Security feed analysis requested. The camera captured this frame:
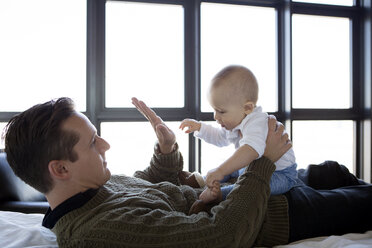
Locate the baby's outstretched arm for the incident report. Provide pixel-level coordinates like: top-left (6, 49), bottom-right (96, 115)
top-left (179, 119), bottom-right (201, 133)
top-left (205, 144), bottom-right (259, 188)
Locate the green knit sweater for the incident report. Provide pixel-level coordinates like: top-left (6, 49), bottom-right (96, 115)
top-left (53, 146), bottom-right (289, 248)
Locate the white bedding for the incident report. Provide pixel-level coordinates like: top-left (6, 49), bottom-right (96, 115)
top-left (0, 210), bottom-right (371, 248)
top-left (0, 211), bottom-right (57, 248)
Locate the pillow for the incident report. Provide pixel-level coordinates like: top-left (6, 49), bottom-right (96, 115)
top-left (0, 153), bottom-right (46, 202)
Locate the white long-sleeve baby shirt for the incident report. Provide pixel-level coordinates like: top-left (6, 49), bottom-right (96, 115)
top-left (194, 106), bottom-right (295, 171)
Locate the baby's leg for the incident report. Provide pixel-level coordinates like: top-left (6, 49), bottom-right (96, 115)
top-left (270, 164), bottom-right (298, 195)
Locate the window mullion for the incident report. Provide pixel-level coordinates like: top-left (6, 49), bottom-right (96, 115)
top-left (277, 0), bottom-right (292, 123)
top-left (87, 0), bottom-right (106, 133)
top-left (185, 0), bottom-right (201, 172)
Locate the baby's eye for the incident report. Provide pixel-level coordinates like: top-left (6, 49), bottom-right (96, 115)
top-left (214, 109), bottom-right (225, 115)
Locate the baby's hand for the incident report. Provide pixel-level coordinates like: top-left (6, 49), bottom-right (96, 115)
top-left (179, 119), bottom-right (201, 133)
top-left (205, 168), bottom-right (224, 188)
top-left (209, 181), bottom-right (221, 198)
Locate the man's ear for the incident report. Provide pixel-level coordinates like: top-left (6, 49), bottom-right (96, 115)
top-left (48, 160), bottom-right (70, 180)
top-left (244, 101), bottom-right (255, 114)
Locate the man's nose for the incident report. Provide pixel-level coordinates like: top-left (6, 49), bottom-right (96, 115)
top-left (98, 137), bottom-right (110, 152)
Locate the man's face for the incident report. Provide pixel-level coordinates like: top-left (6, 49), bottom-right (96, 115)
top-left (62, 113), bottom-right (111, 189)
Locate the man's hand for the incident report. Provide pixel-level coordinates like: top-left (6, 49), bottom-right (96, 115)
top-left (179, 119), bottom-right (201, 133)
top-left (132, 97), bottom-right (176, 154)
top-left (264, 115), bottom-right (292, 162)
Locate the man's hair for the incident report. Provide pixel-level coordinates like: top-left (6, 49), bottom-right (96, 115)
top-left (2, 97), bottom-right (79, 193)
top-left (211, 65), bottom-right (259, 104)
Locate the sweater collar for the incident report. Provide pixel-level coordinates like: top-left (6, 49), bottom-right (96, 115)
top-left (42, 188), bottom-right (98, 229)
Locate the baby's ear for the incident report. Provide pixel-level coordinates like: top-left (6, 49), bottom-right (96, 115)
top-left (244, 101), bottom-right (255, 114)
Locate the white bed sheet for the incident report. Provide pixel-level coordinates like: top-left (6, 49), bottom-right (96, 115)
top-left (0, 210), bottom-right (371, 248)
top-left (276, 231), bottom-right (372, 248)
top-left (0, 211), bottom-right (57, 248)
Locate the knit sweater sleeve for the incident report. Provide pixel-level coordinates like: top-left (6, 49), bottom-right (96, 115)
top-left (133, 142), bottom-right (183, 185)
top-left (56, 157), bottom-right (276, 248)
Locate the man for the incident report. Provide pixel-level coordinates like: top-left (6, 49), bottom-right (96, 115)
top-left (3, 97), bottom-right (372, 247)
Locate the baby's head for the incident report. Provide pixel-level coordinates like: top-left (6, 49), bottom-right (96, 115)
top-left (207, 65), bottom-right (258, 130)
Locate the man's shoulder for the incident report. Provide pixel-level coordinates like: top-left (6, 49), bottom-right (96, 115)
top-left (107, 174), bottom-right (154, 189)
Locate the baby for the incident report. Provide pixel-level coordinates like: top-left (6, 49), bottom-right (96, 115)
top-left (180, 65), bottom-right (297, 204)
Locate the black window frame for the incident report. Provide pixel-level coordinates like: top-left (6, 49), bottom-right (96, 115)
top-left (1, 0), bottom-right (371, 181)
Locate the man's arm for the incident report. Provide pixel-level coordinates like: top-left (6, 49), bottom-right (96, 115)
top-left (132, 98), bottom-right (183, 184)
top-left (132, 97), bottom-right (176, 154)
top-left (133, 142), bottom-right (184, 185)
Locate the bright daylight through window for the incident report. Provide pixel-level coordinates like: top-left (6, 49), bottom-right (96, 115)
top-left (0, 0), bottom-right (86, 112)
top-left (0, 0), bottom-right (363, 177)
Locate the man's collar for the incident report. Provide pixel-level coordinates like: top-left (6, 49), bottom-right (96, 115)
top-left (42, 188), bottom-right (98, 229)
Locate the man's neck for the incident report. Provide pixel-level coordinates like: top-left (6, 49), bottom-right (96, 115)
top-left (46, 185), bottom-right (86, 210)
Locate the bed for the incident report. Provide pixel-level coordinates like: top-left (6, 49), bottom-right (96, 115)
top-left (0, 210), bottom-right (57, 248)
top-left (0, 210), bottom-right (371, 248)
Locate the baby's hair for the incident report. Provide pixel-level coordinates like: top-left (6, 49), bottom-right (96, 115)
top-left (211, 65), bottom-right (258, 104)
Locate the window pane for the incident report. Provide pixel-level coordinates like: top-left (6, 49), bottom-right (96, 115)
top-left (0, 122), bottom-right (6, 150)
top-left (292, 120), bottom-right (354, 173)
top-left (200, 122), bottom-right (236, 175)
top-left (0, 0), bottom-right (86, 112)
top-left (105, 2), bottom-right (184, 108)
top-left (293, 0), bottom-right (353, 6)
top-left (292, 15), bottom-right (350, 109)
top-left (101, 122), bottom-right (189, 176)
top-left (201, 3), bottom-right (277, 113)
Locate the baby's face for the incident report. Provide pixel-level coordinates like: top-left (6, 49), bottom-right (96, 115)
top-left (208, 86), bottom-right (247, 130)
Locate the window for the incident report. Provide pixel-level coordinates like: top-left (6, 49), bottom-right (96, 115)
top-left (292, 14), bottom-right (350, 109)
top-left (293, 0), bottom-right (354, 6)
top-left (199, 121), bottom-right (236, 175)
top-left (0, 0), bottom-right (86, 112)
top-left (0, 0), bottom-right (370, 181)
top-left (105, 1), bottom-right (184, 108)
top-left (292, 121), bottom-right (354, 172)
top-left (201, 3), bottom-right (277, 113)
top-left (101, 121), bottom-right (189, 175)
